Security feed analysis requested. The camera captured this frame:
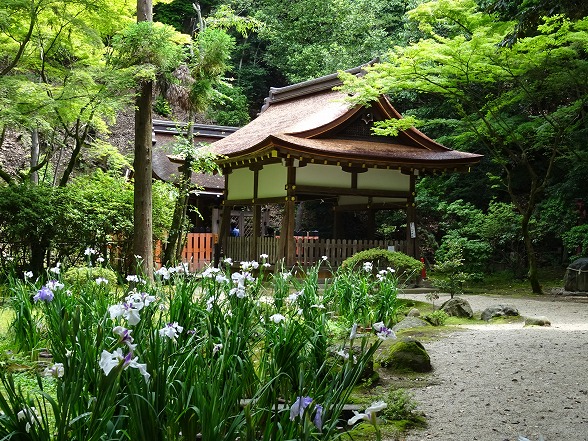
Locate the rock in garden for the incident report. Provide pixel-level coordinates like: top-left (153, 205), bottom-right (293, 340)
top-left (481, 304), bottom-right (519, 321)
top-left (524, 316), bottom-right (551, 327)
top-left (564, 258), bottom-right (588, 292)
top-left (378, 338), bottom-right (432, 372)
top-left (407, 308), bottom-right (421, 317)
top-left (392, 316), bottom-right (430, 332)
top-left (440, 297), bottom-right (473, 318)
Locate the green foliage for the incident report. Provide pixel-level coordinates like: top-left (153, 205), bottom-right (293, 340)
top-left (340, 248), bottom-right (423, 282)
top-left (8, 279), bottom-right (41, 352)
top-left (562, 225), bottom-right (588, 261)
top-left (0, 261), bottom-right (382, 440)
top-left (85, 140), bottom-right (132, 174)
top-left (327, 260), bottom-right (400, 326)
top-left (0, 172), bottom-right (175, 275)
top-left (0, 0), bottom-right (136, 184)
top-left (340, 0), bottom-right (588, 291)
top-left (423, 197), bottom-right (524, 275)
top-left (382, 389), bottom-right (420, 424)
top-left (112, 21), bottom-right (186, 82)
top-left (206, 81), bottom-right (251, 126)
top-left (371, 116), bottom-right (420, 137)
top-left (153, 95), bottom-right (173, 116)
top-left (188, 27), bottom-right (236, 112)
top-left (62, 266), bottom-right (118, 286)
top-left (432, 240), bottom-right (476, 298)
top-left (423, 309), bottom-right (448, 326)
top-left (0, 183), bottom-right (64, 274)
top-left (253, 0), bottom-right (410, 83)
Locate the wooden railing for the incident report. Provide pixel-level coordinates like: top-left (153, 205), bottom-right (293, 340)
top-left (181, 233), bottom-right (218, 271)
top-left (183, 235), bottom-right (405, 269)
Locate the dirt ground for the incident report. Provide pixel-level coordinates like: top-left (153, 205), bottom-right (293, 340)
top-left (395, 292), bottom-right (588, 441)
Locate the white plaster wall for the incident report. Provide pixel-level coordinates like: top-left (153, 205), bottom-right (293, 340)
top-left (258, 163), bottom-right (287, 198)
top-left (227, 167), bottom-right (254, 200)
top-left (357, 168), bottom-right (410, 191)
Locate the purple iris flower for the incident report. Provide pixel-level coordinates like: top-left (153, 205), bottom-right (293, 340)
top-left (313, 404), bottom-right (323, 430)
top-left (33, 286), bottom-right (54, 303)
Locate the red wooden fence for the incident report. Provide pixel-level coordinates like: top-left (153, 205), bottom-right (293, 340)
top-left (167, 234), bottom-right (406, 270)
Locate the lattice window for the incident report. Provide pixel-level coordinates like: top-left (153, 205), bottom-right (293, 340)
top-left (243, 215), bottom-right (254, 237)
top-left (230, 211), bottom-right (255, 237)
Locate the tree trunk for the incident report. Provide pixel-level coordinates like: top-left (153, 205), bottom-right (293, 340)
top-left (30, 129), bottom-right (39, 184)
top-left (133, 80), bottom-right (154, 278)
top-left (162, 161), bottom-right (191, 266)
top-left (30, 242), bottom-right (46, 278)
top-left (521, 213), bottom-right (542, 294)
top-left (133, 0), bottom-right (154, 278)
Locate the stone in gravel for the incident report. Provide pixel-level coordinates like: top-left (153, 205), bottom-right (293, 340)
top-left (440, 297), bottom-right (473, 318)
top-left (524, 316), bottom-right (551, 327)
top-left (392, 316), bottom-right (431, 332)
top-left (378, 337), bottom-right (432, 372)
top-left (481, 304), bottom-right (519, 321)
top-left (407, 308), bottom-right (421, 317)
top-left (564, 257), bottom-right (588, 292)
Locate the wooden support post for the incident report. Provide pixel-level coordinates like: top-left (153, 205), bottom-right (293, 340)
top-left (215, 202), bottom-right (231, 266)
top-left (252, 204), bottom-right (261, 260)
top-left (284, 198), bottom-right (296, 267)
top-left (405, 174), bottom-right (418, 259)
top-left (278, 163), bottom-right (297, 267)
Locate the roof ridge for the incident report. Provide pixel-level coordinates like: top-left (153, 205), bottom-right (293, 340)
top-left (260, 59), bottom-right (378, 112)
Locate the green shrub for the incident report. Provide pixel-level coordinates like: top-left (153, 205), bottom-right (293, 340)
top-left (383, 389), bottom-right (419, 422)
top-left (562, 224), bottom-right (588, 261)
top-left (153, 96), bottom-right (172, 116)
top-left (423, 309), bottom-right (448, 326)
top-left (340, 249), bottom-right (423, 283)
top-left (62, 266), bottom-right (118, 286)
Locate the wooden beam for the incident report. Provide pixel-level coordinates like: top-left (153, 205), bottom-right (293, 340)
top-left (334, 202), bottom-right (406, 211)
top-left (293, 185), bottom-right (410, 198)
top-left (223, 196), bottom-right (296, 206)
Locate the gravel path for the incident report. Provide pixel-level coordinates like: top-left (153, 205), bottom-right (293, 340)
top-left (396, 293), bottom-right (588, 441)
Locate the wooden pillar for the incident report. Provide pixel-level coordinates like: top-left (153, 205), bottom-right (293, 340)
top-left (278, 162), bottom-right (297, 267)
top-left (405, 173), bottom-right (418, 259)
top-left (215, 171), bottom-right (231, 266)
top-left (284, 198), bottom-right (296, 266)
top-left (211, 208), bottom-right (220, 235)
top-left (252, 204), bottom-right (261, 261)
top-left (215, 202), bottom-right (232, 266)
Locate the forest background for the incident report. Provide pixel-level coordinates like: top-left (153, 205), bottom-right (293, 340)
top-left (1, 0), bottom-right (587, 293)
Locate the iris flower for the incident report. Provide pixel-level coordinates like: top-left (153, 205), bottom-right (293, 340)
top-left (289, 396), bottom-right (313, 420)
top-left (113, 326), bottom-right (137, 350)
top-left (348, 400), bottom-right (387, 425)
top-left (269, 313), bottom-right (286, 323)
top-left (290, 397), bottom-right (323, 430)
top-left (33, 286), bottom-right (54, 302)
top-left (99, 348), bottom-right (150, 381)
top-left (373, 322), bottom-right (396, 340)
top-left (43, 362), bottom-right (64, 378)
top-left (17, 407), bottom-right (38, 433)
top-left (159, 322), bottom-right (184, 341)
